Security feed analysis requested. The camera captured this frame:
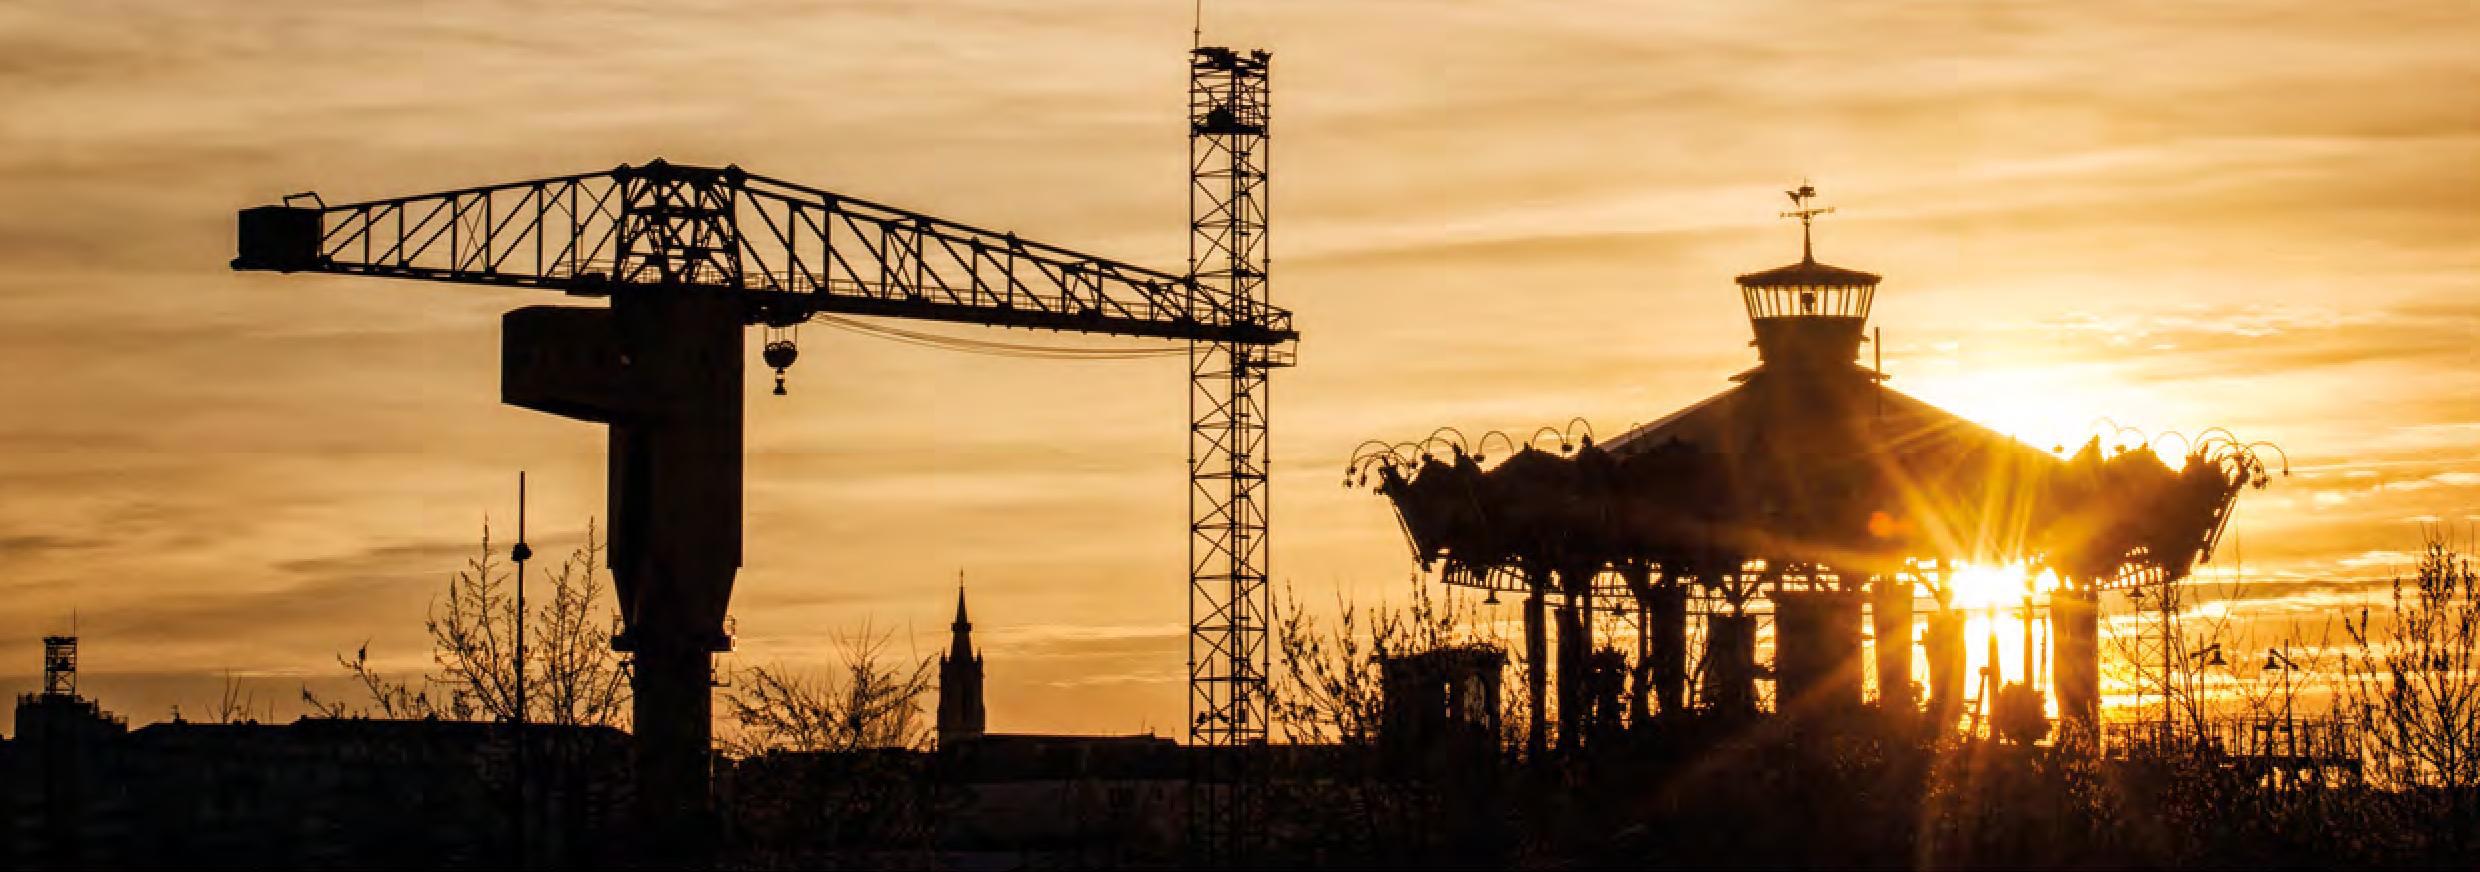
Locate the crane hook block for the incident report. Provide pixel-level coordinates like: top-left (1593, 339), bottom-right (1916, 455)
top-left (763, 339), bottom-right (799, 396)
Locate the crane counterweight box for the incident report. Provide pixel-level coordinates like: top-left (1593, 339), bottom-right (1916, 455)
top-left (503, 305), bottom-right (627, 423)
top-left (232, 205), bottom-right (323, 272)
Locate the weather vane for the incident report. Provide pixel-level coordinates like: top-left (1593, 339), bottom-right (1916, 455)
top-left (1780, 181), bottom-right (1833, 262)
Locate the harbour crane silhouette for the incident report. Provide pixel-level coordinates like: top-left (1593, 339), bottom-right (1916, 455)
top-left (233, 127), bottom-right (1291, 851)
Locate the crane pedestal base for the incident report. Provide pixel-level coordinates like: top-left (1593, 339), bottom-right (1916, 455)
top-left (623, 636), bottom-right (720, 856)
top-left (504, 290), bottom-right (744, 855)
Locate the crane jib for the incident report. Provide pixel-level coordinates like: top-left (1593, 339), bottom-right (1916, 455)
top-left (229, 162), bottom-right (1296, 349)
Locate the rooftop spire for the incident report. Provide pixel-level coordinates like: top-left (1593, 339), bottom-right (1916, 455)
top-left (1781, 181), bottom-right (1834, 263)
top-left (952, 570), bottom-right (970, 632)
top-left (946, 570), bottom-right (979, 671)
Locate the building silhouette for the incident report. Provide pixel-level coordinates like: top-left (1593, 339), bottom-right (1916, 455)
top-left (919, 581), bottom-right (1189, 861)
top-left (2, 637), bottom-right (631, 868)
top-left (3, 592), bottom-right (1444, 866)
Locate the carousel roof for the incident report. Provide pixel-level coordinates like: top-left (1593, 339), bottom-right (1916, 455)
top-left (1587, 361), bottom-right (2075, 570)
top-left (1360, 359), bottom-right (2266, 589)
top-left (1351, 193), bottom-right (2277, 590)
top-left (1733, 257), bottom-right (1881, 288)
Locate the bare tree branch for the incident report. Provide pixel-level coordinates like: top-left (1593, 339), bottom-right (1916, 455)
top-left (719, 622), bottom-right (936, 757)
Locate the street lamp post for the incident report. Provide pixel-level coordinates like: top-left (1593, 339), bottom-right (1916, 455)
top-left (2265, 643), bottom-right (2303, 763)
top-left (2180, 642), bottom-right (2225, 752)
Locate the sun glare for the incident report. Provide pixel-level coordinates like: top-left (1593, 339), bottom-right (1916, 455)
top-left (1944, 562), bottom-right (2049, 610)
top-left (1904, 363), bottom-right (2173, 458)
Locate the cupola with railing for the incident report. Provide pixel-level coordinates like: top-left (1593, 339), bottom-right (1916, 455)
top-left (1736, 184), bottom-right (1880, 371)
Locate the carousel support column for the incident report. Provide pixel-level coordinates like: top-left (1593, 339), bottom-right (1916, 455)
top-left (1621, 564), bottom-right (1656, 726)
top-left (2052, 580), bottom-right (2102, 748)
top-left (1553, 564), bottom-right (1595, 751)
top-left (1873, 571), bottom-right (1916, 713)
top-left (1774, 584), bottom-right (1864, 718)
top-left (1702, 571), bottom-right (1759, 716)
top-left (1523, 565), bottom-right (1550, 758)
top-left (1923, 579), bottom-right (1967, 734)
top-left (1651, 572), bottom-right (1687, 718)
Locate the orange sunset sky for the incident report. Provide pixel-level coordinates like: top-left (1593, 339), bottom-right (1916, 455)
top-left (3, 1), bottom-right (2476, 735)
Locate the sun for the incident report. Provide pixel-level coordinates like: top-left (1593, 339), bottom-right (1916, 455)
top-left (1902, 359), bottom-right (2169, 457)
top-left (1946, 562), bottom-right (2034, 610)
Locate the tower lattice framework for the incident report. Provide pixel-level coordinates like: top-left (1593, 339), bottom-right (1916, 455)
top-left (1187, 45), bottom-right (1279, 859)
top-left (41, 635), bottom-right (76, 697)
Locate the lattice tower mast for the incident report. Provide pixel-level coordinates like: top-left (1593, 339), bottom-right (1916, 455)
top-left (1187, 44), bottom-right (1280, 859)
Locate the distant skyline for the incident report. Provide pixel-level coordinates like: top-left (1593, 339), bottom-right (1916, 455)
top-left (4, 0), bottom-right (2476, 734)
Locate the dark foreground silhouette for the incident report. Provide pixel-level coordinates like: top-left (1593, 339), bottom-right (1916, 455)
top-left (6, 702), bottom-right (2475, 869)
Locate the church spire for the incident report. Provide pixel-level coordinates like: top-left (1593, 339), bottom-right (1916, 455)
top-left (946, 572), bottom-right (977, 667)
top-left (938, 571), bottom-right (986, 747)
top-left (952, 574), bottom-right (971, 632)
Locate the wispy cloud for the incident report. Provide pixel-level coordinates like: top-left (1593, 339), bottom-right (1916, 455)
top-left (1, 0), bottom-right (2474, 734)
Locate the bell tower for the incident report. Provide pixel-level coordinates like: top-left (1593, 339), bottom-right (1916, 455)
top-left (1735, 184), bottom-right (1881, 372)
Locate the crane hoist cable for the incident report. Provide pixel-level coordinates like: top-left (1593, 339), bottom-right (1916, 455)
top-left (809, 313), bottom-right (1188, 360)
